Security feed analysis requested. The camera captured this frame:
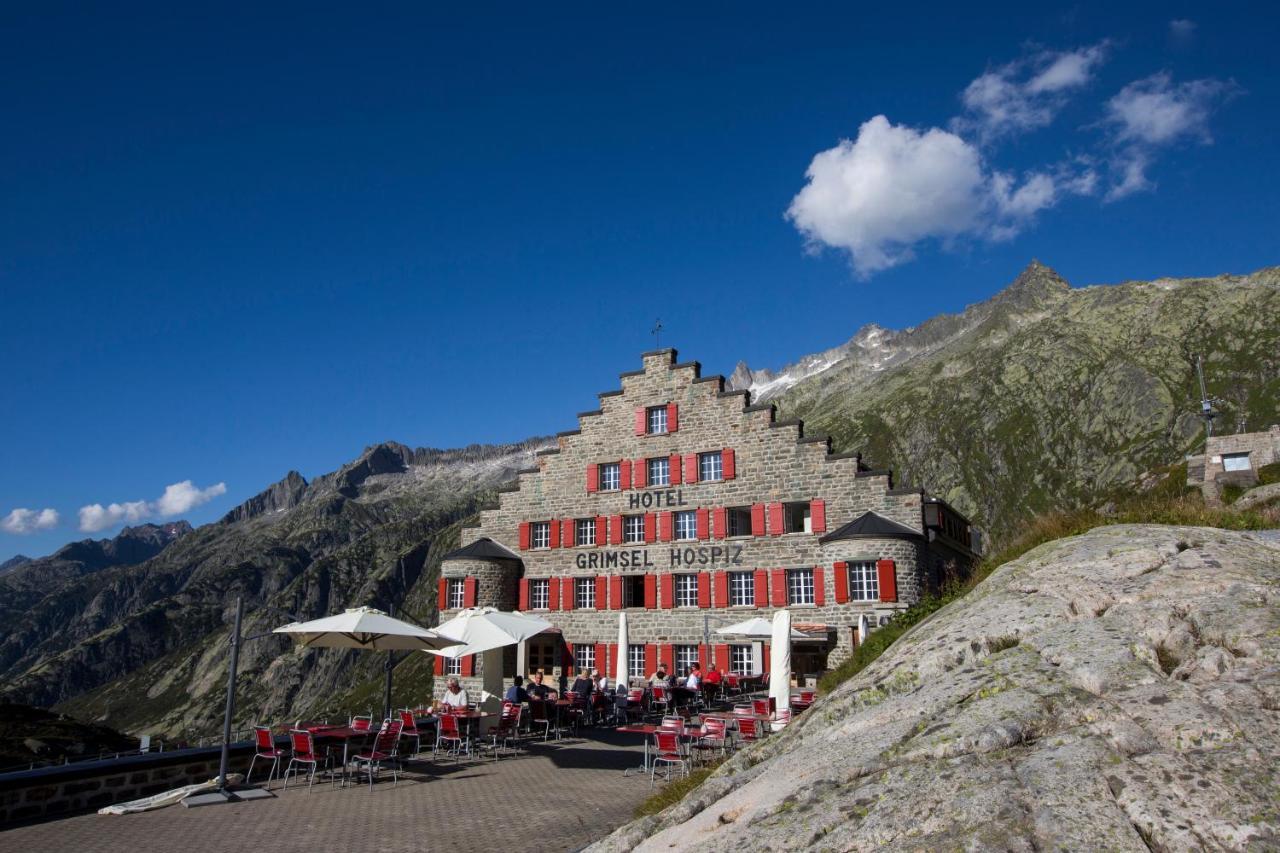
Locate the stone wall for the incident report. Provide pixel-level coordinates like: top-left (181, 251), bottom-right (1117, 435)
top-left (1202, 425), bottom-right (1280, 484)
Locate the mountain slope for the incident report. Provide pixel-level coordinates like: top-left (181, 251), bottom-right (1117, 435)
top-left (592, 525), bottom-right (1280, 851)
top-left (734, 262), bottom-right (1280, 540)
top-left (0, 438), bottom-right (547, 737)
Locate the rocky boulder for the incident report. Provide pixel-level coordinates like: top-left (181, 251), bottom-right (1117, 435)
top-left (592, 525), bottom-right (1280, 851)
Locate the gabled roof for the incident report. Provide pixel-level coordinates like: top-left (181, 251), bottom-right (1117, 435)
top-left (819, 510), bottom-right (923, 544)
top-left (443, 537), bottom-right (522, 562)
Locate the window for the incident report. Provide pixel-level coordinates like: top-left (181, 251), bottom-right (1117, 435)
top-left (599, 462), bottom-right (621, 491)
top-left (726, 506), bottom-right (752, 537)
top-left (787, 568), bottom-right (815, 605)
top-left (728, 571), bottom-right (754, 606)
top-left (729, 644), bottom-right (752, 674)
top-left (575, 518), bottom-right (596, 547)
top-left (624, 515), bottom-right (645, 544)
top-left (628, 645), bottom-right (646, 679)
top-left (446, 578), bottom-right (466, 609)
top-left (575, 644), bottom-right (595, 673)
top-left (646, 405), bottom-right (668, 435)
top-left (622, 575), bottom-right (646, 607)
top-left (530, 521), bottom-right (550, 549)
top-left (1222, 452), bottom-right (1252, 472)
top-left (675, 644), bottom-right (700, 675)
top-left (529, 640), bottom-right (557, 670)
top-left (849, 562), bottom-right (879, 602)
top-left (576, 577), bottom-right (596, 609)
top-left (674, 510), bottom-right (697, 541)
top-left (783, 501), bottom-right (811, 534)
top-left (647, 457), bottom-right (670, 486)
top-left (698, 451), bottom-right (723, 482)
top-left (444, 657), bottom-right (462, 676)
top-left (529, 579), bottom-right (550, 610)
top-left (674, 573), bottom-right (698, 607)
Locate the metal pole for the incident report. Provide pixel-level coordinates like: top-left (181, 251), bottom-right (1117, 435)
top-left (217, 596), bottom-right (243, 793)
top-left (383, 603), bottom-right (395, 722)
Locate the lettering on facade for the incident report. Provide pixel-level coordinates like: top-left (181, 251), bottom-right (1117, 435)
top-left (627, 489), bottom-right (688, 509)
top-left (575, 545), bottom-right (745, 571)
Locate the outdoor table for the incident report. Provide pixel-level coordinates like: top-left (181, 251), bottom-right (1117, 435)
top-left (420, 711), bottom-right (496, 754)
top-left (616, 723), bottom-right (699, 777)
top-left (308, 725), bottom-right (369, 787)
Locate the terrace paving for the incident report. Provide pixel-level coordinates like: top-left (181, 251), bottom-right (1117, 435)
top-left (3, 731), bottom-right (655, 853)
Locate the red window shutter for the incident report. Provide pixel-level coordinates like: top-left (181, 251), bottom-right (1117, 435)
top-left (714, 644), bottom-right (730, 673)
top-left (658, 511), bottom-right (673, 542)
top-left (751, 503), bottom-right (765, 536)
top-left (697, 573), bottom-right (710, 607)
top-left (596, 516), bottom-right (606, 547)
top-left (562, 577), bottom-right (575, 610)
top-left (563, 641), bottom-right (575, 677)
top-left (754, 569), bottom-right (769, 607)
top-left (633, 458), bottom-right (647, 488)
top-left (659, 644), bottom-right (675, 672)
top-left (609, 576), bottom-right (623, 610)
top-left (713, 507), bottom-right (727, 540)
top-left (659, 573), bottom-right (675, 609)
top-left (833, 562), bottom-right (849, 604)
top-left (722, 448), bottom-right (735, 479)
top-left (771, 569), bottom-right (787, 605)
top-left (547, 577), bottom-right (561, 611)
top-left (768, 503), bottom-right (784, 536)
top-left (877, 559), bottom-right (898, 603)
top-left (595, 575), bottom-right (608, 610)
top-left (644, 643), bottom-right (658, 674)
top-left (713, 571), bottom-right (729, 607)
top-left (620, 460), bottom-right (632, 490)
top-left (669, 453), bottom-right (683, 484)
top-left (813, 566), bottom-right (825, 606)
top-left (434, 654), bottom-right (444, 676)
top-left (586, 463), bottom-right (598, 493)
top-left (684, 454), bottom-right (698, 483)
top-left (562, 519), bottom-right (576, 548)
top-left (810, 499), bottom-right (826, 533)
top-left (610, 515), bottom-right (623, 545)
top-left (549, 519), bottom-right (560, 549)
top-left (461, 654), bottom-right (474, 677)
top-left (644, 513), bottom-right (656, 544)
top-left (643, 574), bottom-right (657, 609)
top-left (518, 522), bottom-right (531, 550)
top-left (463, 577), bottom-right (478, 608)
top-left (635, 408), bottom-right (647, 435)
top-left (666, 403), bottom-right (679, 432)
top-left (700, 645), bottom-right (710, 668)
top-left (519, 578), bottom-right (530, 610)
top-left (595, 642), bottom-right (608, 671)
top-left (696, 508), bottom-right (710, 540)
top-left (438, 578), bottom-right (448, 608)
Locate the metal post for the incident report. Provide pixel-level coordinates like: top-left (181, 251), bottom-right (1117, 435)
top-left (383, 603), bottom-right (395, 722)
top-left (217, 596), bottom-right (243, 793)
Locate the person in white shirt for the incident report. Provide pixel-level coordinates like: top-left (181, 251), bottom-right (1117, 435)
top-left (595, 671), bottom-right (610, 693)
top-left (441, 676), bottom-right (469, 709)
top-left (684, 663), bottom-right (702, 691)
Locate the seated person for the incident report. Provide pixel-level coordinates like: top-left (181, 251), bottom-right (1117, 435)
top-left (440, 676), bottom-right (469, 710)
top-left (648, 666), bottom-right (670, 689)
top-left (596, 671), bottom-right (610, 693)
top-left (504, 675), bottom-right (531, 705)
top-left (684, 663), bottom-right (702, 692)
top-left (570, 670), bottom-right (594, 698)
top-left (527, 669), bottom-right (558, 700)
top-left (705, 665), bottom-right (723, 685)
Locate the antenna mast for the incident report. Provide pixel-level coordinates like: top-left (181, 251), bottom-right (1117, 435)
top-left (651, 319), bottom-right (664, 350)
top-left (1195, 354), bottom-right (1218, 440)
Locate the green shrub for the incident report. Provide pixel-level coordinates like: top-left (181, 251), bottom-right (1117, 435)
top-left (1257, 462), bottom-right (1280, 487)
top-left (634, 760), bottom-right (723, 817)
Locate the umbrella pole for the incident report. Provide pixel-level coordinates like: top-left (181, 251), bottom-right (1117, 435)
top-left (217, 596), bottom-right (243, 793)
top-left (383, 652), bottom-right (394, 722)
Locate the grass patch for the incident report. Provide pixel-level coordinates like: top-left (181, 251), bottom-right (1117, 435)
top-left (1258, 462), bottom-right (1280, 487)
top-left (1222, 484), bottom-right (1246, 505)
top-left (633, 759), bottom-right (724, 818)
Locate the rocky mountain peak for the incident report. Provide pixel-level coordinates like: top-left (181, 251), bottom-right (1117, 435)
top-left (993, 259), bottom-right (1072, 312)
top-left (0, 555), bottom-right (32, 575)
top-left (220, 470), bottom-right (309, 525)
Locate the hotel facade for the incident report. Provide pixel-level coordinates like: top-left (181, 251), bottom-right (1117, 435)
top-left (437, 349), bottom-right (979, 690)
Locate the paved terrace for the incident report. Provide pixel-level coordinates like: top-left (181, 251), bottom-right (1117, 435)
top-left (3, 731), bottom-right (651, 853)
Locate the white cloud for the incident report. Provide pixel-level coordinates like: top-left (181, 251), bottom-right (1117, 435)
top-left (786, 116), bottom-right (1090, 276)
top-left (78, 480), bottom-right (226, 533)
top-left (1102, 72), bottom-right (1239, 199)
top-left (1, 508), bottom-right (60, 535)
top-left (1169, 19), bottom-right (1196, 42)
top-left (958, 42), bottom-right (1109, 140)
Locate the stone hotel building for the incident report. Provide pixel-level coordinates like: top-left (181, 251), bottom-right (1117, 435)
top-left (437, 349), bottom-right (979, 690)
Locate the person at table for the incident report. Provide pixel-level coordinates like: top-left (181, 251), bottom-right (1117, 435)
top-left (647, 665), bottom-right (669, 689)
top-left (441, 676), bottom-right (470, 710)
top-left (684, 663), bottom-right (702, 692)
top-left (504, 675), bottom-right (531, 705)
top-left (705, 664), bottom-right (723, 687)
top-left (570, 669), bottom-right (594, 698)
top-left (595, 670), bottom-right (610, 693)
top-left (527, 670), bottom-right (558, 700)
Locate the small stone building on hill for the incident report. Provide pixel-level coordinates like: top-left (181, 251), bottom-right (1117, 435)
top-left (436, 349), bottom-right (980, 693)
top-left (1186, 424), bottom-right (1280, 502)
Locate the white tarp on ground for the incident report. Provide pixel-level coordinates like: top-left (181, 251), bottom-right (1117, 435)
top-left (99, 774), bottom-right (244, 815)
top-left (769, 609), bottom-right (792, 729)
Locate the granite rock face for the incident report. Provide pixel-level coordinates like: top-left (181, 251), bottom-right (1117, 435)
top-left (591, 525), bottom-right (1280, 852)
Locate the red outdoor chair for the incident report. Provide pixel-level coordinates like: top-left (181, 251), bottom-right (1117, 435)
top-left (752, 698), bottom-right (774, 718)
top-left (691, 717), bottom-right (729, 765)
top-left (736, 715), bottom-right (764, 745)
top-left (352, 721), bottom-right (402, 791)
top-left (650, 730), bottom-right (689, 786)
top-left (350, 714), bottom-right (373, 733)
top-left (483, 702), bottom-right (522, 760)
top-left (772, 708), bottom-right (793, 730)
top-left (245, 726), bottom-right (287, 788)
top-left (650, 685), bottom-right (670, 717)
top-left (435, 711), bottom-right (466, 761)
top-left (398, 709), bottom-right (423, 756)
top-left (283, 729), bottom-right (330, 792)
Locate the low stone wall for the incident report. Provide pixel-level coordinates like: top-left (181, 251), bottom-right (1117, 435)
top-left (0, 742), bottom-right (258, 826)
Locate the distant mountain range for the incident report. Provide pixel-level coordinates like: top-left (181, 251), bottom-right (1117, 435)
top-left (0, 555), bottom-right (32, 575)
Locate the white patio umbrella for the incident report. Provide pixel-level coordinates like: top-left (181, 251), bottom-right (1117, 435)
top-left (858, 613), bottom-right (871, 647)
top-left (768, 609), bottom-right (792, 726)
top-left (615, 611), bottom-right (629, 688)
top-left (715, 616), bottom-right (806, 640)
top-left (427, 607), bottom-right (554, 658)
top-left (273, 606), bottom-right (460, 651)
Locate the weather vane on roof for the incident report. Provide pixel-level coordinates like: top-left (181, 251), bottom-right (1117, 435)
top-left (652, 318), bottom-right (664, 350)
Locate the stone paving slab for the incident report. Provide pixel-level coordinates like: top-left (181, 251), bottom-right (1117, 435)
top-left (2, 732), bottom-right (654, 853)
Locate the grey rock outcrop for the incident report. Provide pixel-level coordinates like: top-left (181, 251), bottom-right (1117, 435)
top-left (591, 525), bottom-right (1280, 851)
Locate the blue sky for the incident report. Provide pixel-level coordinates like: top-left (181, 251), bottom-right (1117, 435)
top-left (2, 3), bottom-right (1276, 558)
